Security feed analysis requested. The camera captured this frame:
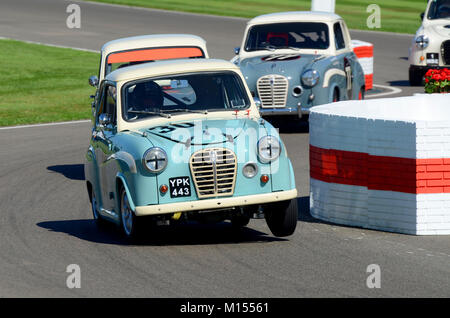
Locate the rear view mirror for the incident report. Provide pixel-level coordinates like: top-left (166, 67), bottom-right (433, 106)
top-left (89, 75), bottom-right (99, 87)
top-left (98, 113), bottom-right (111, 128)
top-left (253, 97), bottom-right (261, 108)
top-left (234, 47), bottom-right (240, 55)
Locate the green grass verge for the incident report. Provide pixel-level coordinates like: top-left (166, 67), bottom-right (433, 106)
top-left (88, 0), bottom-right (425, 34)
top-left (0, 39), bottom-right (98, 126)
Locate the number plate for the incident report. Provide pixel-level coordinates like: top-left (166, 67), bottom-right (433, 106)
top-left (169, 176), bottom-right (191, 198)
top-left (426, 53), bottom-right (439, 65)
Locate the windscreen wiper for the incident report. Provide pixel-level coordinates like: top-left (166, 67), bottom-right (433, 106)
top-left (127, 110), bottom-right (172, 118)
top-left (279, 46), bottom-right (300, 51)
top-left (164, 108), bottom-right (208, 115)
top-left (254, 45), bottom-right (277, 51)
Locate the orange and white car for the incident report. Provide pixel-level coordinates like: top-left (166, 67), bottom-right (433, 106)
top-left (88, 34), bottom-right (209, 88)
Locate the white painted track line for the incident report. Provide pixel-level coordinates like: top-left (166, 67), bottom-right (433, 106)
top-left (366, 84), bottom-right (403, 98)
top-left (0, 119), bottom-right (91, 130)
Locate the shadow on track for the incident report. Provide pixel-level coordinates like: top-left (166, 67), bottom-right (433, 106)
top-left (36, 195), bottom-right (319, 246)
top-left (387, 80), bottom-right (412, 87)
top-left (36, 219), bottom-right (287, 246)
top-left (47, 164), bottom-right (85, 181)
top-left (296, 196), bottom-right (336, 225)
top-left (297, 196), bottom-right (342, 225)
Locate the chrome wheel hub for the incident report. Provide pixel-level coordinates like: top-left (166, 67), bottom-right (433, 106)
top-left (121, 191), bottom-right (133, 236)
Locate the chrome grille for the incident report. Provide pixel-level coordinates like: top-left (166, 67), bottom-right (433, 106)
top-left (442, 40), bottom-right (450, 65)
top-left (189, 148), bottom-right (237, 199)
top-left (256, 74), bottom-right (289, 108)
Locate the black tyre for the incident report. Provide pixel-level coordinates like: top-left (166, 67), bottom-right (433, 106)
top-left (358, 87), bottom-right (365, 100)
top-left (90, 187), bottom-right (106, 227)
top-left (332, 88), bottom-right (339, 103)
top-left (409, 67), bottom-right (423, 86)
top-left (264, 199), bottom-right (298, 237)
top-left (119, 186), bottom-right (142, 240)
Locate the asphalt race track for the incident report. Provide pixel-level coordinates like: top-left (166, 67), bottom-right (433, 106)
top-left (0, 0), bottom-right (449, 297)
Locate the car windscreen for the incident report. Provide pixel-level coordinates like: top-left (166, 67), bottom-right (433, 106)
top-left (105, 47), bottom-right (205, 76)
top-left (427, 0), bottom-right (450, 19)
top-left (122, 72), bottom-right (250, 122)
top-left (245, 22), bottom-right (330, 51)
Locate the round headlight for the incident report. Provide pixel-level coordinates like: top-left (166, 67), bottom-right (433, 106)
top-left (301, 69), bottom-right (320, 87)
top-left (415, 35), bottom-right (429, 49)
top-left (257, 136), bottom-right (281, 163)
top-left (243, 162), bottom-right (258, 178)
top-left (142, 147), bottom-right (168, 173)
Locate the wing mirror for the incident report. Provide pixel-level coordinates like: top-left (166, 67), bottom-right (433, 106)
top-left (420, 12), bottom-right (425, 21)
top-left (234, 47), bottom-right (240, 55)
top-left (253, 97), bottom-right (262, 109)
top-left (98, 113), bottom-right (111, 128)
top-left (89, 75), bottom-right (99, 87)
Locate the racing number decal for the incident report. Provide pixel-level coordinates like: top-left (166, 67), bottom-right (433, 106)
top-left (148, 122), bottom-right (195, 134)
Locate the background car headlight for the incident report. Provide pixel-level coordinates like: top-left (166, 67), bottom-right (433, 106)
top-left (143, 147), bottom-right (168, 173)
top-left (257, 136), bottom-right (281, 163)
top-left (301, 69), bottom-right (320, 87)
top-left (415, 35), bottom-right (429, 49)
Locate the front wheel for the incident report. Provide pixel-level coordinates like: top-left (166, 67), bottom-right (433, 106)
top-left (91, 187), bottom-right (106, 227)
top-left (264, 199), bottom-right (298, 237)
top-left (119, 187), bottom-right (141, 239)
top-left (358, 87), bottom-right (365, 100)
top-left (332, 88), bottom-right (340, 103)
top-left (409, 67), bottom-right (423, 86)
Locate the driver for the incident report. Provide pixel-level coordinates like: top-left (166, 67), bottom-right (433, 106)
top-left (266, 32), bottom-right (289, 47)
top-left (437, 4), bottom-right (450, 18)
top-left (131, 81), bottom-right (164, 111)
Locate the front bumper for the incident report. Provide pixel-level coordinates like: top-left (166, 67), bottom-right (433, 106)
top-left (258, 106), bottom-right (310, 118)
top-left (134, 188), bottom-right (298, 216)
top-left (410, 64), bottom-right (449, 72)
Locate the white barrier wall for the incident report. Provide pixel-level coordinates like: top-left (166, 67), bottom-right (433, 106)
top-left (311, 0), bottom-right (335, 13)
top-left (309, 94), bottom-right (450, 235)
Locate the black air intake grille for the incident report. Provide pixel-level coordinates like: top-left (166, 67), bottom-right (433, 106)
top-left (442, 40), bottom-right (450, 65)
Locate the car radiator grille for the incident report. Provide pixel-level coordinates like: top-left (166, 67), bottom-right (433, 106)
top-left (189, 148), bottom-right (237, 199)
top-left (256, 74), bottom-right (289, 108)
top-left (442, 40), bottom-right (450, 65)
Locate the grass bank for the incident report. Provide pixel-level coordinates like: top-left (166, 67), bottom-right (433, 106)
top-left (88, 0), bottom-right (425, 34)
top-left (0, 39), bottom-right (98, 126)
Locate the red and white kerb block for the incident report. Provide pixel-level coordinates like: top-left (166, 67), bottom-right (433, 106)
top-left (351, 40), bottom-right (374, 90)
top-left (309, 94), bottom-right (450, 235)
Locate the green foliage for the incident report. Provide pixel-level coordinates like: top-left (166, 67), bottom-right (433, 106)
top-left (0, 40), bottom-right (98, 126)
top-left (88, 0), bottom-right (426, 34)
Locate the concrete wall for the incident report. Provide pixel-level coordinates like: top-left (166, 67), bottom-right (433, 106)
top-left (309, 94), bottom-right (450, 235)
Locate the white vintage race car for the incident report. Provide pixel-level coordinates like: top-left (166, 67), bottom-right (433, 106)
top-left (408, 0), bottom-right (450, 85)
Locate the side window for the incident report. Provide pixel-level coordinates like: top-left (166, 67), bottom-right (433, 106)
top-left (334, 22), bottom-right (346, 50)
top-left (96, 84), bottom-right (117, 126)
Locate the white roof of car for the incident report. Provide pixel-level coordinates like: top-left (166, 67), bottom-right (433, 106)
top-left (106, 58), bottom-right (240, 82)
top-left (248, 11), bottom-right (342, 25)
top-left (101, 34), bottom-right (208, 56)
